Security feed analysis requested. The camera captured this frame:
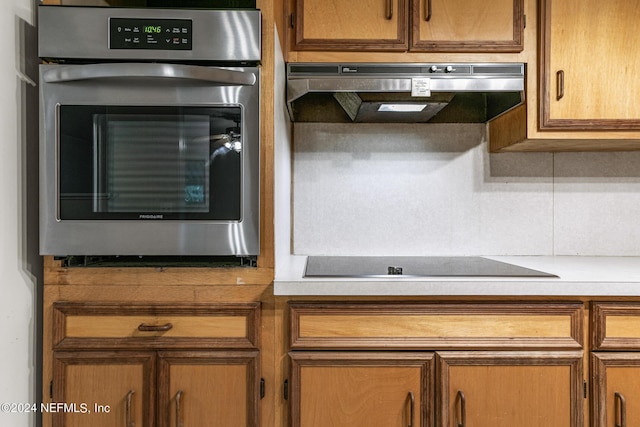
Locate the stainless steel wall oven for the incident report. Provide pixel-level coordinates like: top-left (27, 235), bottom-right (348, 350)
top-left (38, 6), bottom-right (261, 259)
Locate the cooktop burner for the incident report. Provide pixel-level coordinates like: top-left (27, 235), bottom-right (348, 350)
top-left (304, 256), bottom-right (557, 278)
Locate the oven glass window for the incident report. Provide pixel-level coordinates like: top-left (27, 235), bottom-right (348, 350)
top-left (59, 106), bottom-right (242, 220)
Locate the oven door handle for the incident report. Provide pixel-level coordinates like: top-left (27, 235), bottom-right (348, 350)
top-left (42, 63), bottom-right (257, 86)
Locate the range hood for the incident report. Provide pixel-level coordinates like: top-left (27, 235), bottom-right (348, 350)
top-left (287, 63), bottom-right (525, 123)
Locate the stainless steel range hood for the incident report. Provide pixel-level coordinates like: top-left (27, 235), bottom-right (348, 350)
top-left (287, 63), bottom-right (525, 123)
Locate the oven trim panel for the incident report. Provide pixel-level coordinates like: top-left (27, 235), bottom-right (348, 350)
top-left (38, 6), bottom-right (261, 63)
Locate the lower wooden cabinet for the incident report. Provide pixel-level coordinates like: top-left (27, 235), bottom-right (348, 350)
top-left (288, 301), bottom-right (585, 427)
top-left (157, 351), bottom-right (259, 427)
top-left (437, 351), bottom-right (583, 427)
top-left (289, 350), bottom-right (583, 427)
top-left (592, 353), bottom-right (640, 427)
top-left (47, 302), bottom-right (262, 427)
top-left (52, 351), bottom-right (154, 427)
top-left (289, 352), bottom-right (433, 427)
top-left (592, 302), bottom-right (640, 427)
top-left (53, 350), bottom-right (259, 427)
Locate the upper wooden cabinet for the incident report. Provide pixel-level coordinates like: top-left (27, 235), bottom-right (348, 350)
top-left (290, 0), bottom-right (524, 52)
top-left (490, 0), bottom-right (640, 152)
top-left (412, 0), bottom-right (524, 52)
top-left (291, 0), bottom-right (407, 50)
top-left (539, 0), bottom-right (640, 130)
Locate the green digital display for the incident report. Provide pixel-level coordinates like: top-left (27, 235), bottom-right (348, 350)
top-left (110, 18), bottom-right (192, 50)
top-left (144, 25), bottom-right (162, 34)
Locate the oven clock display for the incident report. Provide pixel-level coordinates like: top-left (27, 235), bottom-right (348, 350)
top-left (110, 18), bottom-right (193, 50)
top-left (144, 25), bottom-right (162, 34)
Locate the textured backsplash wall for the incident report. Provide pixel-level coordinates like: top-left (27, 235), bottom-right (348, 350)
top-left (292, 123), bottom-right (640, 256)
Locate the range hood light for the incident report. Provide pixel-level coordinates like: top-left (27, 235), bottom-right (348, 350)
top-left (377, 103), bottom-right (428, 112)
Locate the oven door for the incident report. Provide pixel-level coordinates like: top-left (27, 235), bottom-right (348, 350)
top-left (39, 63), bottom-right (259, 256)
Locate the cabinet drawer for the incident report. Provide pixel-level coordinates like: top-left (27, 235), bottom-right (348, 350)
top-left (592, 302), bottom-right (640, 350)
top-left (52, 302), bottom-right (259, 350)
top-left (290, 302), bottom-right (583, 350)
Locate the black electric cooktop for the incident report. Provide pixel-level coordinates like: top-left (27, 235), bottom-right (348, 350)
top-left (304, 256), bottom-right (558, 278)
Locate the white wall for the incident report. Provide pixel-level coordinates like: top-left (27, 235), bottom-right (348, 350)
top-left (1, 1), bottom-right (40, 427)
top-left (293, 123), bottom-right (640, 256)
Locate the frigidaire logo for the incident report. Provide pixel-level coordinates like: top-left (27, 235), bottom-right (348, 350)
top-left (139, 214), bottom-right (164, 219)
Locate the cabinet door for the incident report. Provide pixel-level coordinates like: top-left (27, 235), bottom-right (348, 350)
top-left (157, 350), bottom-right (260, 427)
top-left (411, 0), bottom-right (524, 52)
top-left (292, 0), bottom-right (408, 50)
top-left (540, 0), bottom-right (640, 129)
top-left (592, 353), bottom-right (640, 427)
top-left (437, 351), bottom-right (583, 427)
top-left (289, 351), bottom-right (434, 427)
top-left (52, 351), bottom-right (155, 427)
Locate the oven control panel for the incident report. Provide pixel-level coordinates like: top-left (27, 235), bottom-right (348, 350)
top-left (109, 18), bottom-right (193, 50)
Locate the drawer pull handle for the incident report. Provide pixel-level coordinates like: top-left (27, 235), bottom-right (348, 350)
top-left (556, 70), bottom-right (565, 100)
top-left (406, 391), bottom-right (415, 427)
top-left (176, 390), bottom-right (184, 427)
top-left (125, 390), bottom-right (135, 427)
top-left (385, 0), bottom-right (393, 19)
top-left (425, 0), bottom-right (432, 21)
top-left (615, 391), bottom-right (626, 427)
top-left (455, 390), bottom-right (466, 427)
top-left (137, 323), bottom-right (173, 332)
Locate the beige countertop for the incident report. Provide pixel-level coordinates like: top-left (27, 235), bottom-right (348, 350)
top-left (274, 255), bottom-right (640, 296)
